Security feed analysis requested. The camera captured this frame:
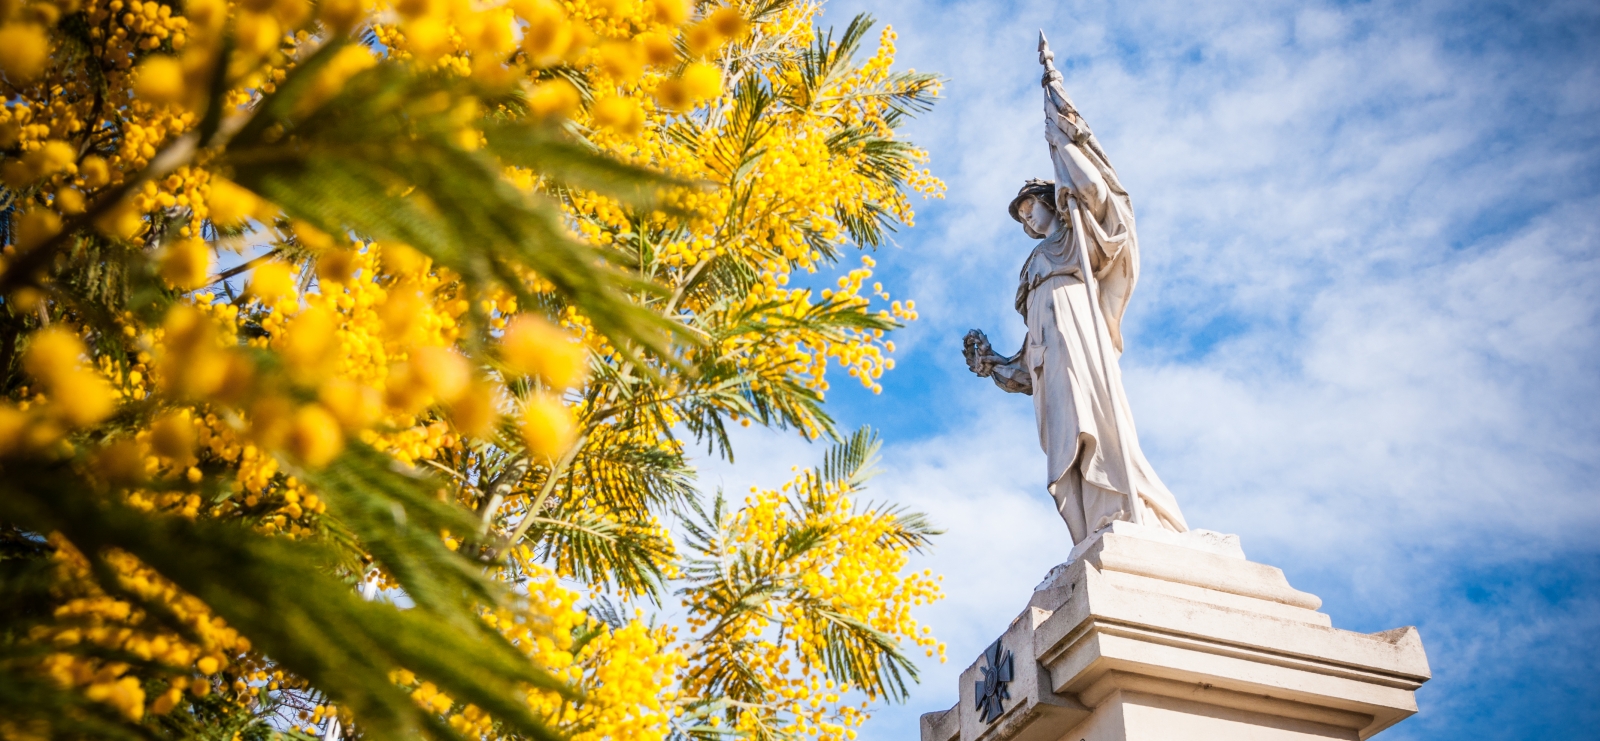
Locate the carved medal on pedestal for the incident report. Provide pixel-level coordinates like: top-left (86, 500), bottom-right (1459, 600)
top-left (974, 638), bottom-right (1014, 723)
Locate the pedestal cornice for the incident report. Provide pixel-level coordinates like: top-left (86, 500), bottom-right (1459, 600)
top-left (921, 525), bottom-right (1431, 741)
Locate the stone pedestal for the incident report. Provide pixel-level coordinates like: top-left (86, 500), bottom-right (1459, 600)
top-left (920, 523), bottom-right (1430, 741)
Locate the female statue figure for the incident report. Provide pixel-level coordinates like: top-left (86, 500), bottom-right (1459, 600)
top-left (963, 38), bottom-right (1188, 544)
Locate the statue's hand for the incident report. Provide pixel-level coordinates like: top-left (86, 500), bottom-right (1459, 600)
top-left (1046, 108), bottom-right (1091, 147)
top-left (963, 329), bottom-right (998, 377)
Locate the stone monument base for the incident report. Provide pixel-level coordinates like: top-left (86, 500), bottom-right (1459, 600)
top-left (920, 523), bottom-right (1430, 741)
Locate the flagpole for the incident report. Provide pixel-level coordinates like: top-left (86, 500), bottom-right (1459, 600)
top-left (1039, 31), bottom-right (1146, 527)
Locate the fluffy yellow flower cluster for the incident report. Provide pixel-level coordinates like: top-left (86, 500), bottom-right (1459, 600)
top-left (371, 0), bottom-right (732, 126)
top-left (381, 563), bottom-right (684, 740)
top-left (552, 5), bottom-right (944, 435)
top-left (0, 329), bottom-right (115, 453)
top-left (678, 465), bottom-right (944, 740)
top-left (34, 538), bottom-right (251, 723)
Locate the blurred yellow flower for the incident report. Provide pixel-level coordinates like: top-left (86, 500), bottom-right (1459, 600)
top-left (0, 404), bottom-right (31, 456)
top-left (0, 24), bottom-right (49, 83)
top-left (93, 439), bottom-right (148, 484)
top-left (84, 676), bottom-right (145, 722)
top-left (591, 96), bottom-right (645, 137)
top-left (157, 304), bottom-right (231, 400)
top-left (286, 404), bottom-right (344, 467)
top-left (160, 239), bottom-right (212, 290)
top-left (708, 6), bottom-right (748, 38)
top-left (448, 381), bottom-right (498, 439)
top-left (55, 187), bottom-right (85, 214)
top-left (79, 156), bottom-right (110, 189)
top-left (235, 11), bottom-right (281, 58)
top-left (248, 261), bottom-right (297, 303)
top-left (14, 209), bottom-right (62, 250)
top-left (95, 199), bottom-right (146, 240)
top-left (133, 56), bottom-right (186, 105)
top-left (318, 0), bottom-right (365, 33)
top-left (500, 315), bottom-right (586, 390)
top-left (279, 306), bottom-right (339, 381)
top-left (150, 412), bottom-right (196, 460)
top-left (407, 346), bottom-right (470, 404)
top-left (649, 0), bottom-right (688, 25)
top-left (597, 41), bottom-right (644, 83)
top-left (23, 328), bottom-right (88, 388)
top-left (638, 32), bottom-right (676, 66)
top-left (528, 79), bottom-right (580, 118)
top-left (207, 178), bottom-right (259, 226)
top-left (315, 249), bottom-right (357, 284)
top-left (23, 329), bottom-right (114, 427)
top-left (319, 378), bottom-right (382, 430)
top-left (520, 393), bottom-right (574, 459)
top-left (680, 62), bottom-right (723, 102)
top-left (519, 0), bottom-right (573, 67)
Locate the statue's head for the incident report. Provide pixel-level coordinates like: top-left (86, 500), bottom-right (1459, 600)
top-left (1008, 179), bottom-right (1057, 239)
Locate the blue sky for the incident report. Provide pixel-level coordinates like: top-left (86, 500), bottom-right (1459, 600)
top-left (697, 0), bottom-right (1600, 738)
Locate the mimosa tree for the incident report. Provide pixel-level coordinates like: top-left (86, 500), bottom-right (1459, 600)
top-left (0, 0), bottom-right (944, 738)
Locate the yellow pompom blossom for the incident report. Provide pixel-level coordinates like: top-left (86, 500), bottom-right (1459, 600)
top-left (500, 314), bottom-right (587, 388)
top-left (206, 177), bottom-right (259, 226)
top-left (159, 238), bottom-right (212, 290)
top-left (521, 392), bottom-right (576, 459)
top-left (14, 208), bottom-right (62, 248)
top-left (247, 260), bottom-right (296, 302)
top-left (0, 0), bottom-right (945, 736)
top-left (132, 55), bottom-right (187, 105)
top-left (286, 404), bottom-right (344, 467)
top-left (23, 328), bottom-right (115, 428)
top-left (0, 23), bottom-right (50, 83)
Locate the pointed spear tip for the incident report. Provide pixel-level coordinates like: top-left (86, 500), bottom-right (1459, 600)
top-left (1038, 29), bottom-right (1049, 49)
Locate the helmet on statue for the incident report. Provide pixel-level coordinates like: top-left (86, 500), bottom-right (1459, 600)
top-left (1008, 178), bottom-right (1057, 223)
top-left (1009, 179), bottom-right (1058, 238)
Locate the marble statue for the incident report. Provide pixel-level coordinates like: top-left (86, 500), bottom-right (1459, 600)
top-left (963, 32), bottom-right (1188, 544)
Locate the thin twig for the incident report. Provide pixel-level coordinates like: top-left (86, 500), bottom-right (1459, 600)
top-left (504, 437), bottom-right (586, 546)
top-left (474, 455), bottom-right (531, 537)
top-left (208, 247), bottom-right (283, 284)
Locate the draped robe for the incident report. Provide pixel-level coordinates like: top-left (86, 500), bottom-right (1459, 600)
top-left (985, 84), bottom-right (1188, 543)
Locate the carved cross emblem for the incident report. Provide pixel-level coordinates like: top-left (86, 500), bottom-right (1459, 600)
top-left (974, 638), bottom-right (1014, 724)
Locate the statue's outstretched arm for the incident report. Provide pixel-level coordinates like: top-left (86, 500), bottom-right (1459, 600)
top-left (963, 329), bottom-right (1033, 395)
top-left (988, 347), bottom-right (1033, 395)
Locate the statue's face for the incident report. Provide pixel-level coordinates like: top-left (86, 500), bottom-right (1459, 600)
top-left (1020, 197), bottom-right (1053, 237)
